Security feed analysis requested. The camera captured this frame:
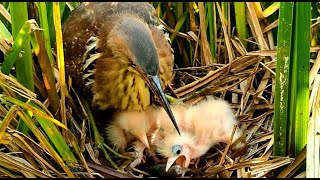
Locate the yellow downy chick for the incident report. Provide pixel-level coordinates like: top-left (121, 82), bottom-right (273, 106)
top-left (105, 106), bottom-right (160, 167)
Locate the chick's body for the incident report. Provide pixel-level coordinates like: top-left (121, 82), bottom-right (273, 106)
top-left (105, 106), bottom-right (160, 167)
top-left (106, 106), bottom-right (159, 152)
top-left (153, 98), bottom-right (244, 170)
top-left (106, 98), bottom-right (245, 170)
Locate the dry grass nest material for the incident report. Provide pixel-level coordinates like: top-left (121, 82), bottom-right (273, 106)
top-left (103, 54), bottom-right (292, 178)
top-left (0, 52), bottom-right (296, 178)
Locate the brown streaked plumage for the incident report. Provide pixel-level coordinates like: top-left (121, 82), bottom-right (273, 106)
top-left (62, 2), bottom-right (180, 134)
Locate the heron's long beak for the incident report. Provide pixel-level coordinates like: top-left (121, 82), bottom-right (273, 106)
top-left (149, 75), bottom-right (181, 136)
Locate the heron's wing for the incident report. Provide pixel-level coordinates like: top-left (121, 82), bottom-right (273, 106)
top-left (62, 2), bottom-right (159, 90)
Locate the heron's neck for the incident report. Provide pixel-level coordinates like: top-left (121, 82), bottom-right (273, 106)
top-left (92, 63), bottom-right (151, 111)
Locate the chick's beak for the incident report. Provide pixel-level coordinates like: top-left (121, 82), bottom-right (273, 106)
top-left (165, 146), bottom-right (191, 172)
top-left (137, 133), bottom-right (150, 149)
top-left (149, 75), bottom-right (181, 135)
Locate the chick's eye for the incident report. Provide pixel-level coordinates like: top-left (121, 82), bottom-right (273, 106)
top-left (172, 144), bottom-right (182, 155)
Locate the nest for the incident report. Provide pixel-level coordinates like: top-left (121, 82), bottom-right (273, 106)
top-left (87, 54), bottom-right (293, 178)
top-left (1, 2), bottom-right (318, 178)
top-left (0, 53), bottom-right (295, 178)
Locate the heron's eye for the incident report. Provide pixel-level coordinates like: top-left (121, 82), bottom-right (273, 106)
top-left (172, 144), bottom-right (182, 155)
top-left (131, 63), bottom-right (137, 68)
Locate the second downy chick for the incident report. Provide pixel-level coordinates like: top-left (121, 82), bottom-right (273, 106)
top-left (153, 98), bottom-right (245, 172)
top-left (105, 106), bottom-right (160, 167)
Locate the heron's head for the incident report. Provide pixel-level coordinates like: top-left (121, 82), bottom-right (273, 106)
top-left (107, 14), bottom-right (180, 135)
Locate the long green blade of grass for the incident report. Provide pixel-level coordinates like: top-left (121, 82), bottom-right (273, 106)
top-left (9, 2), bottom-right (34, 133)
top-left (0, 3), bottom-right (11, 27)
top-left (53, 2), bottom-right (67, 135)
top-left (29, 22), bottom-right (60, 118)
top-left (0, 20), bottom-right (12, 42)
top-left (0, 105), bottom-right (18, 139)
top-left (274, 1), bottom-right (311, 160)
top-left (222, 2), bottom-right (228, 25)
top-left (176, 2), bottom-right (184, 22)
top-left (262, 2), bottom-right (280, 18)
top-left (234, 2), bottom-right (247, 48)
top-left (1, 20), bottom-right (35, 75)
top-left (274, 2), bottom-right (294, 157)
top-left (37, 2), bottom-right (54, 66)
top-left (170, 11), bottom-right (188, 43)
top-left (10, 2), bottom-right (34, 91)
top-left (17, 109), bottom-right (74, 177)
top-left (204, 2), bottom-right (209, 28)
top-left (29, 101), bottom-right (78, 166)
top-left (0, 103), bottom-right (75, 177)
top-left (59, 2), bottom-right (66, 18)
top-left (290, 2), bottom-right (310, 156)
top-left (46, 2), bottom-right (55, 47)
top-left (311, 2), bottom-right (320, 46)
top-left (0, 94), bottom-right (91, 176)
top-left (8, 2), bottom-right (34, 92)
top-left (206, 2), bottom-right (216, 60)
top-left (66, 2), bottom-right (79, 11)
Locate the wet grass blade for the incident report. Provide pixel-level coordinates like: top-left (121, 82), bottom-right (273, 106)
top-left (46, 2), bottom-right (55, 47)
top-left (8, 2), bottom-right (34, 92)
top-left (274, 2), bottom-right (311, 159)
top-left (53, 2), bottom-right (67, 137)
top-left (0, 20), bottom-right (12, 42)
top-left (0, 94), bottom-right (91, 176)
top-left (170, 11), bottom-right (188, 43)
top-left (37, 2), bottom-right (54, 66)
top-left (234, 2), bottom-right (247, 48)
top-left (1, 20), bottom-right (35, 75)
top-left (0, 104), bottom-right (75, 177)
top-left (176, 2), bottom-right (184, 22)
top-left (274, 2), bottom-right (294, 157)
top-left (262, 2), bottom-right (280, 18)
top-left (311, 2), bottom-right (320, 46)
top-left (66, 2), bottom-right (79, 11)
top-left (0, 3), bottom-right (11, 24)
top-left (8, 3), bottom-right (34, 133)
top-left (59, 2), bottom-right (66, 18)
top-left (290, 2), bottom-right (310, 156)
top-left (206, 2), bottom-right (216, 60)
top-left (222, 2), bottom-right (228, 26)
top-left (28, 101), bottom-right (77, 166)
top-left (29, 21), bottom-right (60, 118)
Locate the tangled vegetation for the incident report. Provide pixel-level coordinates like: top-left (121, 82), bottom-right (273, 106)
top-left (0, 2), bottom-right (319, 178)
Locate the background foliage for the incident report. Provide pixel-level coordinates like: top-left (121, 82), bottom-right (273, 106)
top-left (0, 2), bottom-right (319, 178)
